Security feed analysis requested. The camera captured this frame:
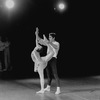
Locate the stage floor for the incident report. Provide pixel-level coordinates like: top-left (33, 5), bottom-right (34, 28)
top-left (1, 76), bottom-right (100, 100)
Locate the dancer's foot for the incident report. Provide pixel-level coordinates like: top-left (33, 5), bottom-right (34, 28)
top-left (55, 90), bottom-right (61, 94)
top-left (44, 87), bottom-right (50, 92)
top-left (55, 87), bottom-right (61, 94)
top-left (44, 85), bottom-right (50, 92)
top-left (36, 90), bottom-right (44, 94)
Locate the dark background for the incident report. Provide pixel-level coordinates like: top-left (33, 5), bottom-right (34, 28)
top-left (0, 0), bottom-right (99, 79)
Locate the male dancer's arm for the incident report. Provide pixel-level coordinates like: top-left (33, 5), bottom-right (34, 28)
top-left (47, 40), bottom-right (60, 57)
top-left (48, 41), bottom-right (60, 50)
top-left (36, 30), bottom-right (59, 50)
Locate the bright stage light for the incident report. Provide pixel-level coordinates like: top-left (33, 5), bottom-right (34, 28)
top-left (54, 0), bottom-right (70, 14)
top-left (1, 0), bottom-right (33, 21)
top-left (58, 3), bottom-right (65, 10)
top-left (5, 0), bottom-right (14, 9)
top-left (57, 1), bottom-right (67, 12)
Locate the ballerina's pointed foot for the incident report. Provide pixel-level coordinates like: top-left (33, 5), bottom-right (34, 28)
top-left (36, 90), bottom-right (44, 94)
top-left (44, 87), bottom-right (50, 92)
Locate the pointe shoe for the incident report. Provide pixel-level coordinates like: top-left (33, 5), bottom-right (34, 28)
top-left (36, 90), bottom-right (44, 94)
top-left (44, 87), bottom-right (50, 92)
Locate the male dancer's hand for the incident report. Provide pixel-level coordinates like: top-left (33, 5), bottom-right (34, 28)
top-left (38, 34), bottom-right (47, 46)
top-left (43, 34), bottom-right (49, 43)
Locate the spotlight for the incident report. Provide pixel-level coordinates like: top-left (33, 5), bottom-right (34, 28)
top-left (54, 0), bottom-right (69, 14)
top-left (58, 3), bottom-right (65, 10)
top-left (5, 0), bottom-right (14, 9)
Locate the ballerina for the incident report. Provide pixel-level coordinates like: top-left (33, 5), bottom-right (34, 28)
top-left (31, 28), bottom-right (54, 93)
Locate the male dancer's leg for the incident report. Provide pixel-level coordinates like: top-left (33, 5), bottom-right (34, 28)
top-left (51, 58), bottom-right (60, 87)
top-left (51, 57), bottom-right (61, 94)
top-left (46, 61), bottom-right (52, 86)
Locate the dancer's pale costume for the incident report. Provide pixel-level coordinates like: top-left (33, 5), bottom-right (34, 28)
top-left (31, 35), bottom-right (54, 93)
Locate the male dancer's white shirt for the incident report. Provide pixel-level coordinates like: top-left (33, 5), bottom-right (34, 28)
top-left (47, 41), bottom-right (59, 58)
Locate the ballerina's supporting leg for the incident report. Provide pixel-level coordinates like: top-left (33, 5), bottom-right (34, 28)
top-left (36, 65), bottom-right (45, 93)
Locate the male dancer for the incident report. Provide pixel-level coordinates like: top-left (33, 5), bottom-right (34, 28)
top-left (44, 33), bottom-right (61, 94)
